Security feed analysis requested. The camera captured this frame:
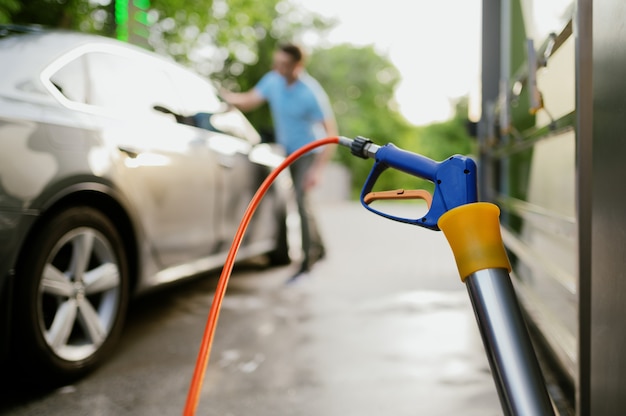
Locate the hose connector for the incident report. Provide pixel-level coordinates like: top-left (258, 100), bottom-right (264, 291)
top-left (351, 136), bottom-right (373, 159)
top-left (339, 136), bottom-right (380, 159)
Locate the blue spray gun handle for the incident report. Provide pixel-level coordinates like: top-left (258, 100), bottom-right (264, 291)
top-left (344, 136), bottom-right (478, 231)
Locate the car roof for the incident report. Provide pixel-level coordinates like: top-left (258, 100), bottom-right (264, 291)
top-left (1, 25), bottom-right (119, 67)
top-left (0, 25), bottom-right (167, 96)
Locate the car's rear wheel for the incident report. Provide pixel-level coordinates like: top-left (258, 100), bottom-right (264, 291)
top-left (13, 206), bottom-right (129, 385)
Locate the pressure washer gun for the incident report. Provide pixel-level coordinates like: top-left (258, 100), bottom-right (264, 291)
top-left (342, 136), bottom-right (476, 230)
top-left (339, 136), bottom-right (556, 416)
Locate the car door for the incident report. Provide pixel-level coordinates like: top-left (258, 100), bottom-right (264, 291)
top-left (205, 111), bottom-right (286, 249)
top-left (81, 47), bottom-right (221, 269)
top-left (166, 66), bottom-right (282, 252)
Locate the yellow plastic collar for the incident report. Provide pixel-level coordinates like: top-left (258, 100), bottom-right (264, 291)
top-left (438, 202), bottom-right (511, 282)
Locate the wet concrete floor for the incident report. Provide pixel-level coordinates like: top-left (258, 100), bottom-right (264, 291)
top-left (1, 201), bottom-right (502, 415)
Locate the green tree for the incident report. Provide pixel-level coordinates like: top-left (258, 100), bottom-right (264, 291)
top-left (5, 0), bottom-right (331, 79)
top-left (306, 44), bottom-right (417, 197)
top-left (417, 97), bottom-right (475, 162)
top-left (6, 0), bottom-right (115, 34)
top-left (0, 0), bottom-right (19, 24)
top-left (304, 43), bottom-right (475, 197)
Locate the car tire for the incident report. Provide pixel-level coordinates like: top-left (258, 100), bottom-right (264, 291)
top-left (13, 206), bottom-right (130, 385)
top-left (267, 209), bottom-right (291, 266)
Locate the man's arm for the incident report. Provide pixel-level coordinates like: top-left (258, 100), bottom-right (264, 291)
top-left (220, 88), bottom-right (266, 112)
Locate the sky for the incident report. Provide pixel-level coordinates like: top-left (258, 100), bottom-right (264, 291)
top-left (293, 0), bottom-right (482, 126)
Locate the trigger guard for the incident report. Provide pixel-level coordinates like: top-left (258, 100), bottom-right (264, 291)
top-left (360, 161), bottom-right (440, 230)
top-left (361, 160), bottom-right (388, 196)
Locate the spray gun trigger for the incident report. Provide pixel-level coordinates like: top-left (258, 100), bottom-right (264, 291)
top-left (363, 189), bottom-right (433, 209)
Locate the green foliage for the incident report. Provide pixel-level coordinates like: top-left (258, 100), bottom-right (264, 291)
top-left (306, 44), bottom-right (415, 197)
top-left (0, 0), bottom-right (19, 24)
top-left (149, 0), bottom-right (277, 69)
top-left (305, 44), bottom-right (475, 198)
top-left (6, 0), bottom-right (115, 34)
top-left (417, 99), bottom-right (475, 162)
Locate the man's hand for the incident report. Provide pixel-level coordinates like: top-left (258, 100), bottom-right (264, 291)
top-left (304, 165), bottom-right (322, 191)
top-left (219, 88), bottom-right (265, 112)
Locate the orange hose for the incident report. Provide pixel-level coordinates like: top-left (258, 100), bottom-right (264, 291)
top-left (183, 136), bottom-right (340, 416)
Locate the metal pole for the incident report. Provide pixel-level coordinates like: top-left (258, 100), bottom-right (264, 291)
top-left (465, 268), bottom-right (555, 416)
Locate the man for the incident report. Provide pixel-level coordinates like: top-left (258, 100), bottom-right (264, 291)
top-left (221, 42), bottom-right (338, 281)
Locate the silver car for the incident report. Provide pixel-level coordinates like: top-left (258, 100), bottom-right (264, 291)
top-left (0, 26), bottom-right (292, 384)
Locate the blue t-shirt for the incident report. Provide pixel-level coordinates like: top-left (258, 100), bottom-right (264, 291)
top-left (255, 70), bottom-right (333, 155)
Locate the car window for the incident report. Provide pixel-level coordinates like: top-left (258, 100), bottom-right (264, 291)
top-left (167, 66), bottom-right (261, 144)
top-left (166, 66), bottom-right (222, 116)
top-left (208, 111), bottom-right (261, 145)
top-left (84, 51), bottom-right (183, 120)
top-left (49, 55), bottom-right (88, 104)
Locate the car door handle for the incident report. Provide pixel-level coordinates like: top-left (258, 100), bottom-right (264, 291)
top-left (118, 146), bottom-right (140, 158)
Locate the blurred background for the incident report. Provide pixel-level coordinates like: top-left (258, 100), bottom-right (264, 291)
top-left (0, 0), bottom-right (478, 197)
